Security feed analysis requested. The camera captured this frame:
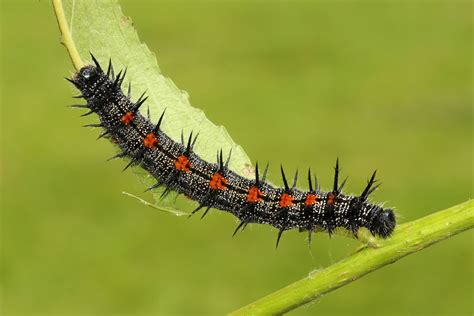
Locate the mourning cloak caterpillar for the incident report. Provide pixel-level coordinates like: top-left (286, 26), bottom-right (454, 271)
top-left (67, 54), bottom-right (396, 247)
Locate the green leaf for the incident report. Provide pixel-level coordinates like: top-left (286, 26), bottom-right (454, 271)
top-left (53, 0), bottom-right (253, 212)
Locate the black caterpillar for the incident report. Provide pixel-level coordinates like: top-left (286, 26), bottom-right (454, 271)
top-left (67, 54), bottom-right (396, 247)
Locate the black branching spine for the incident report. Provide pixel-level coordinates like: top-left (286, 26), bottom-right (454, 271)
top-left (68, 55), bottom-right (396, 246)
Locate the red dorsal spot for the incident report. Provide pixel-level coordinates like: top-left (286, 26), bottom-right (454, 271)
top-left (305, 193), bottom-right (318, 206)
top-left (175, 155), bottom-right (191, 172)
top-left (121, 112), bottom-right (134, 125)
top-left (143, 133), bottom-right (158, 148)
top-left (210, 173), bottom-right (228, 190)
top-left (246, 186), bottom-right (263, 203)
top-left (327, 193), bottom-right (336, 205)
top-left (279, 193), bottom-right (294, 208)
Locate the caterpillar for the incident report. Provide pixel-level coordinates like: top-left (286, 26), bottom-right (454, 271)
top-left (67, 54), bottom-right (396, 247)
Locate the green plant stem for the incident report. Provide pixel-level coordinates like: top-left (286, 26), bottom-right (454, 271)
top-left (230, 200), bottom-right (473, 316)
top-left (52, 0), bottom-right (83, 70)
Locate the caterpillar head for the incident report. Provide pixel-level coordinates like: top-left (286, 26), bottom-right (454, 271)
top-left (71, 65), bottom-right (102, 93)
top-left (368, 206), bottom-right (396, 238)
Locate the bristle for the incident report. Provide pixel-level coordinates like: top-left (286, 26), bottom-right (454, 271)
top-left (122, 159), bottom-right (137, 171)
top-left (159, 185), bottom-right (174, 200)
top-left (200, 206), bottom-right (211, 219)
top-left (119, 68), bottom-right (127, 87)
top-left (186, 131), bottom-right (194, 153)
top-left (255, 162), bottom-right (260, 186)
top-left (338, 176), bottom-right (348, 193)
top-left (314, 174), bottom-right (320, 192)
top-left (262, 162), bottom-right (269, 182)
top-left (189, 204), bottom-right (206, 218)
top-left (153, 109), bottom-right (166, 133)
top-left (191, 132), bottom-right (199, 147)
top-left (83, 123), bottom-right (102, 128)
top-left (224, 148), bottom-right (232, 169)
top-left (219, 149), bottom-right (224, 171)
top-left (232, 221), bottom-right (247, 237)
top-left (145, 182), bottom-right (161, 192)
top-left (65, 77), bottom-right (77, 86)
top-left (292, 169), bottom-right (298, 190)
top-left (360, 170), bottom-right (378, 200)
top-left (90, 53), bottom-right (102, 73)
top-left (97, 131), bottom-right (110, 139)
top-left (80, 110), bottom-right (94, 117)
top-left (107, 58), bottom-right (114, 78)
top-left (366, 183), bottom-right (381, 198)
top-left (307, 230), bottom-right (313, 249)
top-left (106, 152), bottom-right (126, 161)
top-left (280, 165), bottom-right (289, 191)
top-left (333, 158), bottom-right (340, 193)
top-left (122, 150), bottom-right (144, 171)
top-left (70, 104), bottom-right (89, 109)
top-left (112, 70), bottom-right (123, 88)
top-left (276, 229), bottom-right (285, 248)
top-left (133, 92), bottom-right (148, 112)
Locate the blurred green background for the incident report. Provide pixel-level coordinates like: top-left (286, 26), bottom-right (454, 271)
top-left (1, 1), bottom-right (472, 315)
